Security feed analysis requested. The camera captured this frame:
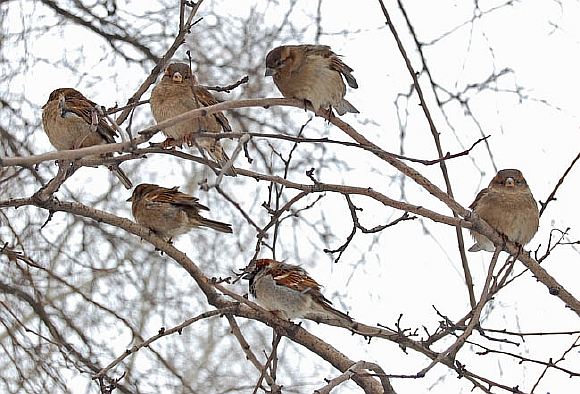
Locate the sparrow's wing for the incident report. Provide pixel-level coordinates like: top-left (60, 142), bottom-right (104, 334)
top-left (268, 264), bottom-right (333, 304)
top-left (329, 57), bottom-right (358, 89)
top-left (191, 85), bottom-right (232, 132)
top-left (469, 187), bottom-right (490, 210)
top-left (62, 95), bottom-right (118, 143)
top-left (301, 44), bottom-right (333, 55)
top-left (145, 186), bottom-right (209, 211)
top-left (302, 45), bottom-right (358, 89)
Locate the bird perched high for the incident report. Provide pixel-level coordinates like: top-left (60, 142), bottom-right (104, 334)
top-left (243, 258), bottom-right (352, 323)
top-left (265, 44), bottom-right (358, 116)
top-left (127, 183), bottom-right (232, 239)
top-left (469, 169), bottom-right (539, 252)
top-left (41, 88), bottom-right (132, 189)
top-left (150, 62), bottom-right (236, 175)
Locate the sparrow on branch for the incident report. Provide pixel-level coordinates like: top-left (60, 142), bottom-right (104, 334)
top-left (469, 169), bottom-right (539, 252)
top-left (150, 62), bottom-right (236, 176)
top-left (243, 258), bottom-right (352, 323)
top-left (265, 44), bottom-right (359, 117)
top-left (127, 183), bottom-right (233, 239)
top-left (41, 88), bottom-right (133, 189)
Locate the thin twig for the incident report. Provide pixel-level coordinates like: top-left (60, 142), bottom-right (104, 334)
top-left (539, 151), bottom-right (580, 217)
top-left (417, 247), bottom-right (501, 377)
top-left (225, 315), bottom-right (278, 389)
top-left (203, 75), bottom-right (250, 93)
top-left (251, 330), bottom-right (282, 394)
top-left (114, 0), bottom-right (205, 125)
top-left (94, 308), bottom-right (232, 380)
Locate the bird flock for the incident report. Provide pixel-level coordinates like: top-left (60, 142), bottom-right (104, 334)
top-left (40, 44), bottom-right (540, 324)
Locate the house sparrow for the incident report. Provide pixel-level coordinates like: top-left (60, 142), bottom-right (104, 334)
top-left (243, 258), bottom-right (352, 323)
top-left (150, 62), bottom-right (236, 175)
top-left (41, 88), bottom-right (132, 189)
top-left (127, 183), bottom-right (232, 239)
top-left (265, 44), bottom-right (358, 116)
top-left (469, 169), bottom-right (539, 252)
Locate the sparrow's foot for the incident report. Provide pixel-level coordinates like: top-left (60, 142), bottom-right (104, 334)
top-left (320, 107), bottom-right (334, 122)
top-left (55, 159), bottom-right (76, 175)
top-left (514, 242), bottom-right (524, 258)
top-left (183, 132), bottom-right (196, 147)
top-left (500, 233), bottom-right (509, 250)
top-left (161, 137), bottom-right (178, 149)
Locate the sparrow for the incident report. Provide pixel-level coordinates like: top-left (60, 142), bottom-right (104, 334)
top-left (265, 44), bottom-right (358, 116)
top-left (127, 183), bottom-right (232, 239)
top-left (150, 62), bottom-right (236, 175)
top-left (41, 88), bottom-right (133, 189)
top-left (469, 169), bottom-right (539, 252)
top-left (243, 258), bottom-right (352, 323)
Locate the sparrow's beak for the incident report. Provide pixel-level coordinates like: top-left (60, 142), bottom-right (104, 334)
top-left (505, 177), bottom-right (515, 187)
top-left (264, 67), bottom-right (275, 77)
top-left (172, 72), bottom-right (183, 83)
top-left (242, 271), bottom-right (256, 281)
top-left (126, 195), bottom-right (133, 202)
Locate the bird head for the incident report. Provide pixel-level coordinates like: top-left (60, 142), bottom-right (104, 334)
top-left (242, 258), bottom-right (275, 281)
top-left (43, 88), bottom-right (84, 109)
top-left (489, 169), bottom-right (528, 191)
top-left (126, 183), bottom-right (158, 202)
top-left (265, 46), bottom-right (294, 77)
top-left (164, 63), bottom-right (195, 84)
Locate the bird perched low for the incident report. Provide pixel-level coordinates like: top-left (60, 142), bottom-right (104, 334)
top-left (243, 258), bottom-right (352, 323)
top-left (127, 183), bottom-right (233, 239)
top-left (41, 88), bottom-right (132, 189)
top-left (469, 169), bottom-right (539, 252)
top-left (150, 62), bottom-right (236, 175)
top-left (265, 44), bottom-right (358, 116)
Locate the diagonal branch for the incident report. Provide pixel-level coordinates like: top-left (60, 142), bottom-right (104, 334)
top-left (94, 308), bottom-right (233, 380)
top-left (417, 247), bottom-right (501, 377)
top-left (114, 0), bottom-right (206, 125)
top-left (539, 151), bottom-right (580, 217)
top-left (377, 0), bottom-right (476, 310)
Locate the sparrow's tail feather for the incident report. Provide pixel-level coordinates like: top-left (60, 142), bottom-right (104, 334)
top-left (306, 302), bottom-right (353, 323)
top-left (468, 233), bottom-right (496, 252)
top-left (198, 217), bottom-right (233, 233)
top-left (334, 99), bottom-right (359, 116)
top-left (325, 304), bottom-right (353, 322)
top-left (110, 166), bottom-right (133, 189)
top-left (468, 243), bottom-right (482, 252)
top-left (343, 72), bottom-right (358, 89)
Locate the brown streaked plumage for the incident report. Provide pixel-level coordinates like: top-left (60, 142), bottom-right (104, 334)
top-left (150, 62), bottom-right (236, 175)
top-left (41, 88), bottom-right (132, 189)
top-left (265, 44), bottom-right (358, 116)
top-left (243, 258), bottom-right (352, 322)
top-left (469, 169), bottom-right (539, 252)
top-left (127, 183), bottom-right (232, 239)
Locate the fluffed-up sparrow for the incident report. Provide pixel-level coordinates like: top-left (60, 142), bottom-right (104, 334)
top-left (243, 258), bottom-right (352, 323)
top-left (150, 62), bottom-right (236, 176)
top-left (41, 88), bottom-right (132, 189)
top-left (469, 169), bottom-right (539, 252)
top-left (265, 44), bottom-right (358, 116)
top-left (127, 183), bottom-right (233, 239)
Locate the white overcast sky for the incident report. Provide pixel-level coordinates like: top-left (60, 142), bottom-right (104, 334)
top-left (6, 0), bottom-right (580, 392)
